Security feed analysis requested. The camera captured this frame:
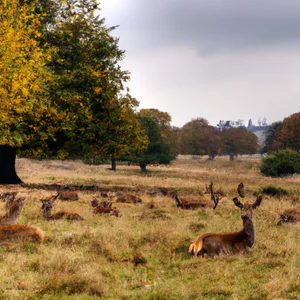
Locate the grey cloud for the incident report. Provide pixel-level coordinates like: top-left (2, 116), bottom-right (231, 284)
top-left (107, 0), bottom-right (300, 55)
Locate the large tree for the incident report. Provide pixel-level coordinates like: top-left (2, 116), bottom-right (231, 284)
top-left (220, 128), bottom-right (259, 160)
top-left (0, 0), bottom-right (147, 183)
top-left (0, 0), bottom-right (58, 183)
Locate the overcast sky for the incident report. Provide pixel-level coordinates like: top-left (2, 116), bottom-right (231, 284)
top-left (100, 0), bottom-right (300, 127)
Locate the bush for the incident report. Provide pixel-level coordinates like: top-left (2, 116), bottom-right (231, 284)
top-left (260, 149), bottom-right (300, 177)
top-left (259, 185), bottom-right (289, 197)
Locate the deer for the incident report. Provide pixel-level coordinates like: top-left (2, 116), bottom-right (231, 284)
top-left (188, 194), bottom-right (263, 257)
top-left (204, 182), bottom-right (225, 209)
top-left (41, 195), bottom-right (84, 221)
top-left (91, 199), bottom-right (122, 217)
top-left (0, 225), bottom-right (44, 243)
top-left (172, 192), bottom-right (217, 210)
top-left (115, 192), bottom-right (142, 204)
top-left (0, 195), bottom-right (27, 225)
top-left (56, 191), bottom-right (79, 201)
top-left (277, 208), bottom-right (300, 225)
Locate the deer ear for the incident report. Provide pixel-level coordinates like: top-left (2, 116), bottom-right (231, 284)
top-left (252, 195), bottom-right (263, 209)
top-left (233, 197), bottom-right (244, 209)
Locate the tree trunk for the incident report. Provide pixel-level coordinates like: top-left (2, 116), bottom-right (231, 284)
top-left (0, 145), bottom-right (23, 184)
top-left (229, 152), bottom-right (235, 161)
top-left (111, 157), bottom-right (116, 171)
top-left (139, 163), bottom-right (147, 172)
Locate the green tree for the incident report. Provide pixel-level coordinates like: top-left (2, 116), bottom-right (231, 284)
top-left (263, 121), bottom-right (283, 153)
top-left (131, 116), bottom-right (175, 172)
top-left (0, 0), bottom-right (147, 182)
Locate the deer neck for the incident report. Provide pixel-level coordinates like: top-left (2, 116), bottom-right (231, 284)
top-left (42, 207), bottom-right (52, 219)
top-left (242, 216), bottom-right (255, 248)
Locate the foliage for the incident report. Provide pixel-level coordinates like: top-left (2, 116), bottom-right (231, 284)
top-left (131, 116), bottom-right (176, 170)
top-left (179, 118), bottom-right (210, 155)
top-left (0, 0), bottom-right (58, 149)
top-left (263, 112), bottom-right (300, 154)
top-left (259, 149), bottom-right (300, 177)
top-left (220, 128), bottom-right (259, 158)
top-left (263, 121), bottom-right (283, 153)
top-left (278, 112), bottom-right (300, 151)
top-left (259, 185), bottom-right (289, 197)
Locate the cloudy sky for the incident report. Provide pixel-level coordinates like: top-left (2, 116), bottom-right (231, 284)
top-left (100, 0), bottom-right (300, 127)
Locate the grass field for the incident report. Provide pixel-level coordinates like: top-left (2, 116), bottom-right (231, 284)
top-left (0, 155), bottom-right (299, 299)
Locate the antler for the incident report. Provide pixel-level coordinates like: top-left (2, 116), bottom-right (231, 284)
top-left (252, 194), bottom-right (263, 209)
top-left (237, 182), bottom-right (245, 198)
top-left (233, 197), bottom-right (244, 209)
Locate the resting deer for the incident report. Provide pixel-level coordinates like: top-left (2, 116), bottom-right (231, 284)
top-left (56, 191), bottom-right (79, 201)
top-left (0, 225), bottom-right (44, 243)
top-left (277, 208), bottom-right (300, 225)
top-left (172, 193), bottom-right (216, 210)
top-left (204, 182), bottom-right (225, 209)
top-left (189, 194), bottom-right (263, 257)
top-left (116, 192), bottom-right (142, 204)
top-left (41, 197), bottom-right (84, 221)
top-left (0, 196), bottom-right (27, 225)
top-left (91, 199), bottom-right (122, 217)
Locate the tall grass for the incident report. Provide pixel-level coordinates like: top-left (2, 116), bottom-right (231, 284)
top-left (0, 155), bottom-right (299, 299)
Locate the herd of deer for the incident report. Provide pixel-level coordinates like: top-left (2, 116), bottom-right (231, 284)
top-left (0, 182), bottom-right (299, 258)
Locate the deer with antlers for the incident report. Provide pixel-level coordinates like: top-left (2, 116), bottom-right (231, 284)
top-left (204, 182), bottom-right (225, 209)
top-left (189, 191), bottom-right (263, 257)
top-left (41, 194), bottom-right (84, 221)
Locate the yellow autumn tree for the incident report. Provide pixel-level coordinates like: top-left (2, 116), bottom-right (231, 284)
top-left (0, 0), bottom-right (59, 183)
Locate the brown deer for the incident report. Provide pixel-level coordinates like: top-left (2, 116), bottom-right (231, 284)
top-left (0, 196), bottom-right (27, 225)
top-left (188, 194), bottom-right (263, 257)
top-left (57, 191), bottom-right (79, 201)
top-left (91, 199), bottom-right (122, 217)
top-left (277, 208), bottom-right (300, 225)
top-left (116, 192), bottom-right (142, 204)
top-left (204, 182), bottom-right (225, 209)
top-left (172, 193), bottom-right (216, 210)
top-left (0, 224), bottom-right (44, 243)
top-left (41, 196), bottom-right (84, 221)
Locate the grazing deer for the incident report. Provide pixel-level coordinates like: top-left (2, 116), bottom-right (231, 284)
top-left (172, 193), bottom-right (216, 210)
top-left (0, 224), bottom-right (44, 243)
top-left (0, 196), bottom-right (27, 225)
top-left (277, 208), bottom-right (300, 225)
top-left (204, 182), bottom-right (225, 209)
top-left (116, 192), bottom-right (142, 204)
top-left (57, 191), bottom-right (79, 201)
top-left (91, 199), bottom-right (122, 217)
top-left (41, 198), bottom-right (84, 221)
top-left (189, 194), bottom-right (263, 257)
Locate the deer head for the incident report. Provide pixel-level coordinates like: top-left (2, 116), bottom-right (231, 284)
top-left (233, 194), bottom-right (263, 220)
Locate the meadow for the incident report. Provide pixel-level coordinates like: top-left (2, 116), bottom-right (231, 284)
top-left (0, 155), bottom-right (299, 299)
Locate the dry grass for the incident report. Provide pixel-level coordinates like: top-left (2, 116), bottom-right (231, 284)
top-left (0, 155), bottom-right (299, 299)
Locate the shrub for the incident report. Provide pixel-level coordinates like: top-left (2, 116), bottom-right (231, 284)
top-left (259, 149), bottom-right (300, 177)
top-left (259, 185), bottom-right (289, 197)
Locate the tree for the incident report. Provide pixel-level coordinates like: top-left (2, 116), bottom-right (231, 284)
top-left (179, 118), bottom-right (210, 155)
top-left (131, 116), bottom-right (175, 172)
top-left (278, 112), bottom-right (300, 151)
top-left (0, 0), bottom-right (147, 182)
top-left (221, 128), bottom-right (259, 160)
top-left (0, 0), bottom-right (57, 183)
top-left (263, 121), bottom-right (283, 153)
